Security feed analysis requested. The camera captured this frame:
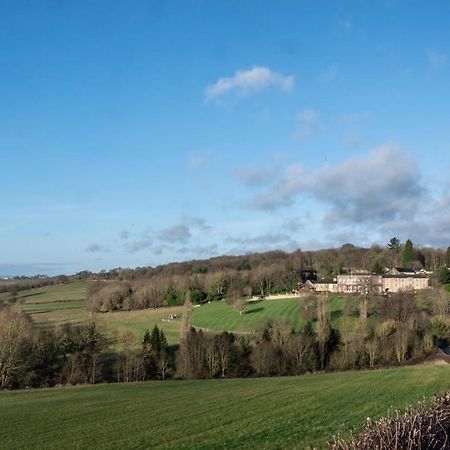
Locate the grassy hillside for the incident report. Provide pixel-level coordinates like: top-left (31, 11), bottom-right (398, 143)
top-left (3, 281), bottom-right (184, 344)
top-left (0, 366), bottom-right (449, 449)
top-left (4, 280), bottom-right (91, 326)
top-left (5, 282), bottom-right (345, 343)
top-left (191, 296), bottom-right (342, 334)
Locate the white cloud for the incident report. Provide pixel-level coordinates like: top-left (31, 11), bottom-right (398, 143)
top-left (293, 109), bottom-right (325, 140)
top-left (205, 66), bottom-right (294, 102)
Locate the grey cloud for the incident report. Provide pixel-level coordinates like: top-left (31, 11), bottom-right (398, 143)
top-left (175, 244), bottom-right (219, 256)
top-left (283, 217), bottom-right (304, 232)
top-left (250, 164), bottom-right (308, 210)
top-left (85, 243), bottom-right (108, 253)
top-left (119, 230), bottom-right (130, 240)
top-left (249, 144), bottom-right (425, 227)
top-left (233, 166), bottom-right (274, 187)
top-left (125, 216), bottom-right (212, 254)
top-left (159, 224), bottom-right (191, 243)
top-left (126, 237), bottom-right (153, 254)
top-left (183, 216), bottom-right (212, 232)
top-left (228, 232), bottom-right (299, 253)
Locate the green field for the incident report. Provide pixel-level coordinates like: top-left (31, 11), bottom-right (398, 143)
top-left (0, 365), bottom-right (449, 449)
top-left (191, 296), bottom-right (343, 335)
top-left (6, 282), bottom-right (347, 344)
top-left (3, 281), bottom-right (184, 344)
top-left (4, 280), bottom-right (92, 326)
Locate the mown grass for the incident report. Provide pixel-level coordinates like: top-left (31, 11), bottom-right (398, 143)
top-left (190, 296), bottom-right (343, 334)
top-left (0, 365), bottom-right (449, 449)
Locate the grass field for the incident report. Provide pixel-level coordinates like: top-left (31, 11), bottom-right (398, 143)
top-left (190, 296), bottom-right (343, 334)
top-left (3, 281), bottom-right (184, 344)
top-left (3, 280), bottom-right (91, 326)
top-left (0, 365), bottom-right (449, 449)
top-left (5, 282), bottom-right (347, 344)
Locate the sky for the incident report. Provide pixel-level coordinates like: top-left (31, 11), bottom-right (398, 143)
top-left (2, 0), bottom-right (450, 276)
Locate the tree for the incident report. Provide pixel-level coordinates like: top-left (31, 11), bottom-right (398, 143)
top-left (234, 298), bottom-right (247, 315)
top-left (0, 309), bottom-right (32, 388)
top-left (437, 266), bottom-right (450, 285)
top-left (179, 293), bottom-right (192, 339)
top-left (387, 237), bottom-right (401, 251)
top-left (446, 247), bottom-right (450, 267)
top-left (286, 323), bottom-right (318, 374)
top-left (299, 295), bottom-right (317, 321)
top-left (402, 239), bottom-right (415, 267)
top-left (175, 328), bottom-right (206, 379)
top-left (317, 295), bottom-right (331, 370)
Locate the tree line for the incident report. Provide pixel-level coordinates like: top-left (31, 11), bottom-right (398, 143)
top-left (3, 289), bottom-right (450, 389)
top-left (85, 240), bottom-right (450, 313)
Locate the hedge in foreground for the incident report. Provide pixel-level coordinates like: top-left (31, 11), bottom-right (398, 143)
top-left (330, 392), bottom-right (450, 449)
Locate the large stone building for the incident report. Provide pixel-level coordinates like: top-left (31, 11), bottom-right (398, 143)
top-left (308, 269), bottom-right (429, 294)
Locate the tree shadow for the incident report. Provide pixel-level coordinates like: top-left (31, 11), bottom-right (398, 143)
top-left (245, 307), bottom-right (264, 315)
top-left (21, 291), bottom-right (44, 299)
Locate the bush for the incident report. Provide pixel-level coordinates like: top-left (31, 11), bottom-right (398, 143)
top-left (330, 392), bottom-right (450, 449)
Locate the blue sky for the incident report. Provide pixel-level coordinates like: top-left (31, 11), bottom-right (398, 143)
top-left (2, 0), bottom-right (450, 275)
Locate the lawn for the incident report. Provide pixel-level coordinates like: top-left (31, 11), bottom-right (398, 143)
top-left (0, 365), bottom-right (449, 449)
top-left (190, 296), bottom-right (343, 334)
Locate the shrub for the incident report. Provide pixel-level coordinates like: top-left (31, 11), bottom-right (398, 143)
top-left (330, 392), bottom-right (450, 449)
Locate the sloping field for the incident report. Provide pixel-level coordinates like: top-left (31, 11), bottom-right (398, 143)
top-left (0, 366), bottom-right (449, 449)
top-left (6, 282), bottom-right (347, 344)
top-left (190, 296), bottom-right (343, 334)
top-left (5, 280), bottom-right (90, 325)
top-left (5, 281), bottom-right (183, 344)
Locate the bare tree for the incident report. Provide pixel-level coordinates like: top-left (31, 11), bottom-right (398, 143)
top-left (317, 294), bottom-right (331, 370)
top-left (179, 292), bottom-right (192, 339)
top-left (0, 309), bottom-right (32, 388)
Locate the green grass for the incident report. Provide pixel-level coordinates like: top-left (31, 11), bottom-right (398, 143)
top-left (0, 365), bottom-right (449, 449)
top-left (7, 282), bottom-right (348, 344)
top-left (191, 297), bottom-right (343, 334)
top-left (98, 307), bottom-right (183, 345)
top-left (5, 281), bottom-right (183, 344)
top-left (5, 281), bottom-right (92, 326)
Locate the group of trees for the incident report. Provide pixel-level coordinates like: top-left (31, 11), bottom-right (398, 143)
top-left (175, 291), bottom-right (450, 379)
top-left (2, 288), bottom-right (450, 389)
top-left (0, 308), bottom-right (108, 389)
top-left (84, 240), bottom-right (450, 314)
top-left (0, 307), bottom-right (175, 389)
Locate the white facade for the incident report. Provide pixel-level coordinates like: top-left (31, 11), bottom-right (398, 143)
top-left (311, 273), bottom-right (429, 294)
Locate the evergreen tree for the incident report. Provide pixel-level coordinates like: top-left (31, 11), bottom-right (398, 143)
top-left (387, 237), bottom-right (401, 251)
top-left (159, 329), bottom-right (168, 352)
top-left (438, 266), bottom-right (450, 285)
top-left (142, 328), bottom-right (157, 379)
top-left (402, 239), bottom-right (415, 267)
top-left (446, 247), bottom-right (450, 267)
top-left (150, 325), bottom-right (162, 358)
